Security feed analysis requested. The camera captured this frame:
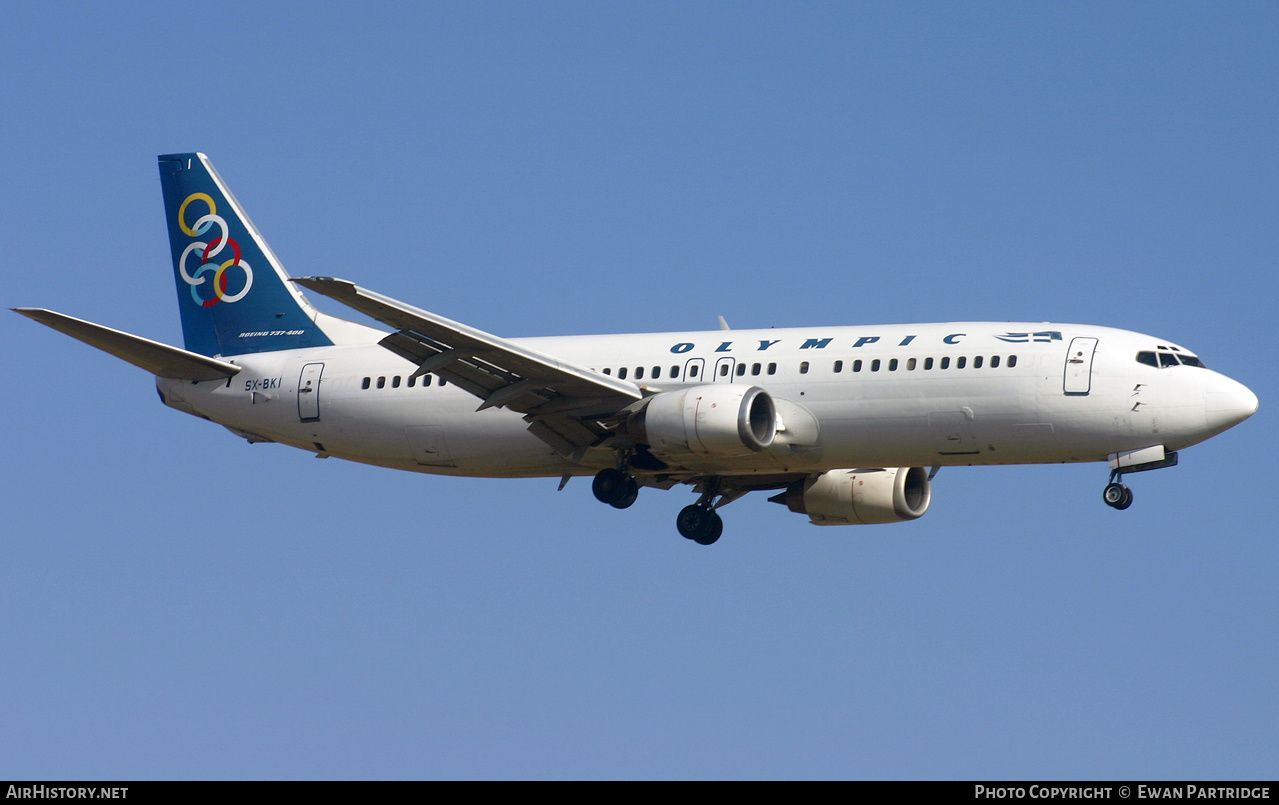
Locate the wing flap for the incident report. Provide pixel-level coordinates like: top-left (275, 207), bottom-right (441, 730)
top-left (14, 308), bottom-right (241, 381)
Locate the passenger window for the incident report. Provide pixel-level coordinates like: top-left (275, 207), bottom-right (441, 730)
top-left (799, 361), bottom-right (809, 374)
top-left (636, 367), bottom-right (645, 380)
top-left (957, 357), bottom-right (967, 369)
top-left (871, 359), bottom-right (881, 372)
top-left (990, 356), bottom-right (1000, 368)
top-left (974, 356), bottom-right (984, 369)
top-left (719, 364), bottom-right (729, 377)
top-left (924, 357), bottom-right (933, 370)
top-left (391, 376), bottom-right (400, 388)
top-left (941, 357), bottom-right (950, 369)
top-left (833, 360), bottom-right (843, 373)
top-left (1008, 355), bottom-right (1017, 368)
top-left (670, 366), bottom-right (679, 378)
top-left (736, 363), bottom-right (746, 376)
top-left (853, 360), bottom-right (862, 373)
top-left (767, 363), bottom-right (777, 375)
top-left (689, 365), bottom-right (699, 378)
top-left (751, 363), bottom-right (761, 376)
top-left (439, 378), bottom-right (446, 386)
top-left (889, 359), bottom-right (898, 371)
top-left (362, 377), bottom-right (371, 390)
top-left (603, 368), bottom-right (611, 375)
top-left (619, 367), bottom-right (628, 379)
top-left (652, 366), bottom-right (660, 378)
top-left (423, 375), bottom-right (433, 386)
top-left (408, 376), bottom-right (416, 387)
top-left (377, 376), bottom-right (386, 389)
top-left (907, 358), bottom-right (917, 370)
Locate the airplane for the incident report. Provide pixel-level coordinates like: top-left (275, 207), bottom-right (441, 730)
top-left (14, 153), bottom-right (1259, 545)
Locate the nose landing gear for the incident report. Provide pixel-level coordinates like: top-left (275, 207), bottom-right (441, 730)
top-left (1101, 449), bottom-right (1179, 511)
top-left (1103, 481), bottom-right (1133, 510)
top-left (1103, 466), bottom-right (1135, 509)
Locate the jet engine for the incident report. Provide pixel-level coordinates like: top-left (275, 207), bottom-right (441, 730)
top-left (771, 467), bottom-right (932, 525)
top-left (627, 384), bottom-right (776, 458)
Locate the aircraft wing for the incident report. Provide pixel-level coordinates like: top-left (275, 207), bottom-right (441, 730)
top-left (293, 277), bottom-right (643, 454)
top-left (13, 308), bottom-right (241, 382)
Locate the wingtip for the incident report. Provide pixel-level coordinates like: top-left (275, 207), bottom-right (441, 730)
top-left (291, 277), bottom-right (360, 302)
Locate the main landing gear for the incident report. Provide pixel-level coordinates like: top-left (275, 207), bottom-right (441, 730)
top-left (592, 467), bottom-right (638, 509)
top-left (590, 468), bottom-right (726, 545)
top-left (676, 503), bottom-right (723, 546)
top-left (675, 478), bottom-right (726, 545)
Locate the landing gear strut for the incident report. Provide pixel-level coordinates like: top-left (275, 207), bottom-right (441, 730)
top-left (592, 468), bottom-right (638, 509)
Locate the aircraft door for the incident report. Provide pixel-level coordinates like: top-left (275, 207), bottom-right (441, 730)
top-left (712, 357), bottom-right (737, 382)
top-left (298, 362), bottom-right (324, 421)
top-left (1063, 337), bottom-right (1098, 396)
top-left (682, 358), bottom-right (705, 383)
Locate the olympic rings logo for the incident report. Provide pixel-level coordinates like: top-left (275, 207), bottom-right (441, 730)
top-left (176, 192), bottom-right (253, 307)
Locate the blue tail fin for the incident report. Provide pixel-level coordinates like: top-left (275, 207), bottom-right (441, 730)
top-left (158, 153), bottom-right (334, 356)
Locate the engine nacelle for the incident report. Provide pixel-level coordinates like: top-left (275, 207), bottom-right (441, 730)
top-left (627, 384), bottom-right (776, 458)
top-left (774, 467), bottom-right (932, 525)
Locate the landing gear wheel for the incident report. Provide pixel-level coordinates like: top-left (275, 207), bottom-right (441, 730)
top-left (701, 512), bottom-right (724, 545)
top-left (676, 505), bottom-right (723, 545)
top-left (592, 468), bottom-right (631, 506)
top-left (1103, 482), bottom-right (1133, 510)
top-left (610, 477), bottom-right (639, 510)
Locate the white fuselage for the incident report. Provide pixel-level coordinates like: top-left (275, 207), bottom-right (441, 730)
top-left (155, 321), bottom-right (1256, 480)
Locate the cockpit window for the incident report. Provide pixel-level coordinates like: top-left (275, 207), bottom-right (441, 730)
top-left (1139, 350), bottom-right (1207, 368)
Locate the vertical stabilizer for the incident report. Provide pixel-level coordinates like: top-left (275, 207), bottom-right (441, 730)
top-left (158, 153), bottom-right (335, 356)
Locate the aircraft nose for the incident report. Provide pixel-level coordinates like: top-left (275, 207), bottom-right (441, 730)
top-left (1204, 373), bottom-right (1259, 433)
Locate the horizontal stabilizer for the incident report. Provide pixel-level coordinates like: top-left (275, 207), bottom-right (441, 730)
top-left (13, 308), bottom-right (241, 381)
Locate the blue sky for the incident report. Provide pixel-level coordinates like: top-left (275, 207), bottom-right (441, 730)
top-left (2, 1), bottom-right (1275, 780)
